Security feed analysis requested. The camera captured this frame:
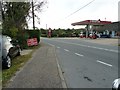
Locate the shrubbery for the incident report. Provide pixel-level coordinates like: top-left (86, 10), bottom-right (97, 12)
top-left (40, 28), bottom-right (84, 37)
top-left (41, 34), bottom-right (47, 37)
top-left (16, 31), bottom-right (29, 49)
top-left (26, 29), bottom-right (41, 43)
top-left (16, 29), bottom-right (40, 49)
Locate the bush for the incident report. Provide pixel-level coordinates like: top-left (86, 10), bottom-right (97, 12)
top-left (41, 34), bottom-right (47, 37)
top-left (9, 27), bottom-right (18, 38)
top-left (16, 29), bottom-right (40, 49)
top-left (26, 29), bottom-right (41, 43)
top-left (17, 31), bottom-right (29, 49)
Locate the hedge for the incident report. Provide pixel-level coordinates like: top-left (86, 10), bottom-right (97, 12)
top-left (17, 31), bottom-right (29, 49)
top-left (16, 29), bottom-right (40, 49)
top-left (26, 29), bottom-right (41, 43)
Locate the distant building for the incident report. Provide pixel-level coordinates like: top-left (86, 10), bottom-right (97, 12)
top-left (71, 19), bottom-right (112, 38)
top-left (98, 21), bottom-right (120, 37)
top-left (71, 20), bottom-right (119, 38)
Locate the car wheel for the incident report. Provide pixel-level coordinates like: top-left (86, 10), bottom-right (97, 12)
top-left (5, 56), bottom-right (12, 69)
top-left (17, 48), bottom-right (21, 56)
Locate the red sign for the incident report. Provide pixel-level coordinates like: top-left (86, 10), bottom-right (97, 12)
top-left (48, 28), bottom-right (52, 37)
top-left (27, 38), bottom-right (38, 46)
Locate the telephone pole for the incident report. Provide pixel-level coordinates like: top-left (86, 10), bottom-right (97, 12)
top-left (32, 0), bottom-right (35, 30)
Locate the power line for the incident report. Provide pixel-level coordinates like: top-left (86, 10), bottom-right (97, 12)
top-left (49, 0), bottom-right (96, 27)
top-left (66, 0), bottom-right (95, 18)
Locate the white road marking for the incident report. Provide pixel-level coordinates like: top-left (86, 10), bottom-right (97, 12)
top-left (57, 47), bottom-right (60, 49)
top-left (75, 53), bottom-right (84, 57)
top-left (64, 49), bottom-right (70, 52)
top-left (57, 41), bottom-right (118, 53)
top-left (97, 60), bottom-right (113, 67)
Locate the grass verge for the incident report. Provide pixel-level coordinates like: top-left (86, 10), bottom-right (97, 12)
top-left (2, 45), bottom-right (40, 87)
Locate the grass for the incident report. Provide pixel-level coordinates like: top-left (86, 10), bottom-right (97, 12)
top-left (2, 45), bottom-right (40, 87)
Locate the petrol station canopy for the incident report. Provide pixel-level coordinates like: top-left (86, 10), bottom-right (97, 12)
top-left (71, 20), bottom-right (112, 26)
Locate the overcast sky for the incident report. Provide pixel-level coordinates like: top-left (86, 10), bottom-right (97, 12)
top-left (28, 0), bottom-right (119, 29)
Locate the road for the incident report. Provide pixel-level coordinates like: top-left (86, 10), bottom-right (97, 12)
top-left (42, 37), bottom-right (118, 88)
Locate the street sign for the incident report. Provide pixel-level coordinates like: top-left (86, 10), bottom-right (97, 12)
top-left (27, 38), bottom-right (38, 46)
top-left (48, 28), bottom-right (52, 38)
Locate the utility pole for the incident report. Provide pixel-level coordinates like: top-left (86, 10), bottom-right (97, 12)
top-left (0, 1), bottom-right (2, 33)
top-left (46, 24), bottom-right (48, 37)
top-left (46, 24), bottom-right (47, 30)
top-left (32, 0), bottom-right (35, 30)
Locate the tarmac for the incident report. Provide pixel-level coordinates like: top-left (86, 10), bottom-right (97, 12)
top-left (5, 42), bottom-right (64, 88)
top-left (82, 38), bottom-right (119, 46)
top-left (55, 37), bottom-right (119, 46)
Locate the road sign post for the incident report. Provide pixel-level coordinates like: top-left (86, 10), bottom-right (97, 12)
top-left (48, 28), bottom-right (52, 38)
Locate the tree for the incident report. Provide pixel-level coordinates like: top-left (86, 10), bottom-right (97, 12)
top-left (2, 0), bottom-right (47, 37)
top-left (2, 2), bottom-right (31, 37)
top-left (28, 0), bottom-right (47, 30)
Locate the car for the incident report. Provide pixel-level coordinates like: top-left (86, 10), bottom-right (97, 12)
top-left (6, 36), bottom-right (12, 42)
top-left (89, 33), bottom-right (98, 39)
top-left (0, 35), bottom-right (21, 69)
top-left (112, 78), bottom-right (120, 90)
top-left (79, 33), bottom-right (85, 38)
top-left (100, 34), bottom-right (111, 38)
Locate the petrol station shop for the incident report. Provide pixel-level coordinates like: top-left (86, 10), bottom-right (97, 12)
top-left (71, 20), bottom-right (119, 39)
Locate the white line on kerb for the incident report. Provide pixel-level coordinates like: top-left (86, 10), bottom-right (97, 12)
top-left (64, 49), bottom-right (69, 52)
top-left (97, 60), bottom-right (113, 67)
top-left (75, 53), bottom-right (84, 57)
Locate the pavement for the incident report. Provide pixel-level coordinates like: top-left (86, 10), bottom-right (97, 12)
top-left (5, 42), bottom-right (63, 88)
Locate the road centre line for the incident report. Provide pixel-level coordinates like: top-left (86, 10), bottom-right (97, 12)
top-left (75, 53), bottom-right (84, 57)
top-left (49, 40), bottom-right (118, 53)
top-left (64, 49), bottom-right (70, 52)
top-left (97, 60), bottom-right (113, 67)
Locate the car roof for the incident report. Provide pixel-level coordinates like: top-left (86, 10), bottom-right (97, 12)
top-left (0, 35), bottom-right (11, 39)
top-left (0, 35), bottom-right (12, 43)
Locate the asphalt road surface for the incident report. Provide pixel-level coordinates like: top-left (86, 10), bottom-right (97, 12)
top-left (42, 37), bottom-right (118, 88)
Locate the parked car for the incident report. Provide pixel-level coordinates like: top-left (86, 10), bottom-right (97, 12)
top-left (89, 33), bottom-right (98, 39)
top-left (6, 36), bottom-right (12, 42)
top-left (0, 35), bottom-right (21, 69)
top-left (100, 34), bottom-right (111, 38)
top-left (79, 33), bottom-right (85, 38)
